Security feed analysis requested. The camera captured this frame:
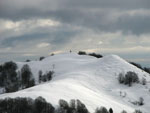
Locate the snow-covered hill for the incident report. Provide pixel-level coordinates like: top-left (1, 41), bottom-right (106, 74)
top-left (0, 53), bottom-right (150, 113)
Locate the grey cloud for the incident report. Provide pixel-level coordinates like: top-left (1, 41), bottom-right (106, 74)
top-left (0, 24), bottom-right (80, 49)
top-left (0, 33), bottom-right (50, 47)
top-left (64, 0), bottom-right (150, 9)
top-left (0, 0), bottom-right (150, 65)
top-left (0, 0), bottom-right (150, 35)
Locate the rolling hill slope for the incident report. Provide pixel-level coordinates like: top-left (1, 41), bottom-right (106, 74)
top-left (0, 53), bottom-right (150, 113)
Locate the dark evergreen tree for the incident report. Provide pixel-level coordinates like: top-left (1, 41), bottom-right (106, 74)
top-left (88, 53), bottom-right (103, 58)
top-left (0, 65), bottom-right (3, 86)
top-left (0, 96), bottom-right (55, 113)
top-left (46, 71), bottom-right (54, 81)
top-left (129, 62), bottom-right (142, 69)
top-left (78, 51), bottom-right (87, 55)
top-left (21, 64), bottom-right (35, 89)
top-left (3, 61), bottom-right (17, 71)
top-left (0, 70), bottom-right (4, 87)
top-left (95, 107), bottom-right (108, 113)
top-left (59, 99), bottom-right (69, 109)
top-left (0, 65), bottom-right (2, 72)
top-left (38, 70), bottom-right (43, 83)
top-left (109, 108), bottom-right (113, 113)
top-left (34, 96), bottom-right (47, 113)
top-left (143, 67), bottom-right (150, 74)
top-left (69, 99), bottom-right (76, 109)
top-left (76, 99), bottom-right (89, 113)
top-left (39, 70), bottom-right (54, 83)
top-left (0, 61), bottom-right (19, 92)
top-left (68, 99), bottom-right (76, 113)
top-left (26, 59), bottom-right (31, 62)
top-left (39, 57), bottom-right (45, 61)
top-left (42, 74), bottom-right (47, 82)
top-left (34, 96), bottom-right (54, 113)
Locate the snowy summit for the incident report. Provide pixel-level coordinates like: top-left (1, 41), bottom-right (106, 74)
top-left (0, 52), bottom-right (150, 113)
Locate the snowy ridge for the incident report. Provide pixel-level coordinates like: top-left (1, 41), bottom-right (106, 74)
top-left (0, 53), bottom-right (150, 113)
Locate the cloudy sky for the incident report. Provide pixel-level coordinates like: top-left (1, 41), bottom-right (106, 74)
top-left (0, 0), bottom-right (150, 66)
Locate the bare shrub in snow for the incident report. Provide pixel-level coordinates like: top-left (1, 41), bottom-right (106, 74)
top-left (131, 97), bottom-right (144, 106)
top-left (133, 109), bottom-right (142, 113)
top-left (121, 110), bottom-right (127, 113)
top-left (138, 97), bottom-right (144, 106)
top-left (118, 73), bottom-right (125, 84)
top-left (141, 77), bottom-right (146, 85)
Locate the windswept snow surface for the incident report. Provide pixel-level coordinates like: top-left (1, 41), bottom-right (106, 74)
top-left (0, 53), bottom-right (150, 113)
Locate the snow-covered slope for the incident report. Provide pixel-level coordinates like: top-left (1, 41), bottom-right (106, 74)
top-left (0, 53), bottom-right (150, 113)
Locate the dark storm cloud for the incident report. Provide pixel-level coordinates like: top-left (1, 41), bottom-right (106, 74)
top-left (0, 0), bottom-right (150, 35)
top-left (64, 0), bottom-right (150, 9)
top-left (0, 33), bottom-right (50, 47)
top-left (115, 14), bottom-right (150, 35)
top-left (0, 26), bottom-right (80, 48)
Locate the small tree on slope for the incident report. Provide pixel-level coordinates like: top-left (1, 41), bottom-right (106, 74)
top-left (21, 64), bottom-right (35, 88)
